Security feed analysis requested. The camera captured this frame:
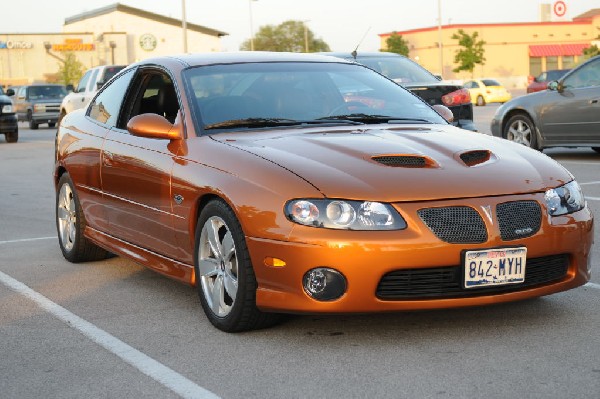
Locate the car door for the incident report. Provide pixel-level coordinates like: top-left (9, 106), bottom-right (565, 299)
top-left (100, 68), bottom-right (185, 261)
top-left (538, 58), bottom-right (600, 145)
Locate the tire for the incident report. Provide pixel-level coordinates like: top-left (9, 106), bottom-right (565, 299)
top-left (503, 113), bottom-right (540, 150)
top-left (48, 122), bottom-right (56, 128)
top-left (592, 147), bottom-right (600, 154)
top-left (56, 173), bottom-right (109, 263)
top-left (476, 95), bottom-right (486, 106)
top-left (5, 129), bottom-right (18, 143)
top-left (28, 111), bottom-right (38, 130)
top-left (194, 199), bottom-right (282, 332)
top-left (58, 110), bottom-right (66, 126)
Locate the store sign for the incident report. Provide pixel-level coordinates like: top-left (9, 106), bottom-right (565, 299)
top-left (0, 40), bottom-right (34, 49)
top-left (139, 34), bottom-right (157, 51)
top-left (52, 39), bottom-right (95, 52)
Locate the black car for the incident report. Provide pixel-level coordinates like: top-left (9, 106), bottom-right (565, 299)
top-left (322, 52), bottom-right (476, 131)
top-left (0, 87), bottom-right (18, 143)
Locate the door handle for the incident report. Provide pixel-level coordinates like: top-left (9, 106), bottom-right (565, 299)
top-left (590, 99), bottom-right (599, 104)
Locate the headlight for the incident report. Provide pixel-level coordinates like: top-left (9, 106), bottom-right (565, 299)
top-left (544, 181), bottom-right (585, 216)
top-left (34, 104), bottom-right (46, 112)
top-left (285, 199), bottom-right (406, 230)
top-left (1, 104), bottom-right (13, 113)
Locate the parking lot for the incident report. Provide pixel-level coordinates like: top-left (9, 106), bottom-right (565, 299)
top-left (1, 109), bottom-right (599, 398)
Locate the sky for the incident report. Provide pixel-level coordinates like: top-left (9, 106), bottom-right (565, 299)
top-left (3, 0), bottom-right (600, 52)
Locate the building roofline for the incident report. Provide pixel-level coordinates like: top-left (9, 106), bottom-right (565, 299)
top-left (64, 3), bottom-right (228, 37)
top-left (379, 20), bottom-right (592, 38)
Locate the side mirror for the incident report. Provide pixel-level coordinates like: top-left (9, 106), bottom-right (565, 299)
top-left (66, 84), bottom-right (74, 92)
top-left (431, 104), bottom-right (454, 123)
top-left (6, 89), bottom-right (14, 96)
top-left (127, 113), bottom-right (182, 140)
top-left (96, 81), bottom-right (105, 90)
top-left (547, 80), bottom-right (561, 92)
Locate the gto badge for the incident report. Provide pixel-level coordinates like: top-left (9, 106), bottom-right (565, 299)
top-left (515, 227), bottom-right (533, 235)
top-left (174, 194), bottom-right (184, 205)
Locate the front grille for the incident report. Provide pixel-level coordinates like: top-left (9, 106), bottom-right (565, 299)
top-left (376, 254), bottom-right (569, 299)
top-left (372, 155), bottom-right (427, 167)
top-left (497, 201), bottom-right (541, 240)
top-left (460, 150), bottom-right (490, 166)
top-left (45, 104), bottom-right (60, 113)
top-left (417, 206), bottom-right (487, 244)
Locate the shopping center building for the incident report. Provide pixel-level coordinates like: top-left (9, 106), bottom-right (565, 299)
top-left (0, 3), bottom-right (226, 87)
top-left (379, 8), bottom-right (600, 88)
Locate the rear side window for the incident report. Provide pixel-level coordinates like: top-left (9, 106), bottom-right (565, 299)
top-left (482, 79), bottom-right (501, 86)
top-left (87, 69), bottom-right (100, 92)
top-left (76, 70), bottom-right (92, 93)
top-left (88, 68), bottom-right (135, 127)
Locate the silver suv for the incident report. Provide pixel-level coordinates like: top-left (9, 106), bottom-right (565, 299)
top-left (13, 84), bottom-right (67, 129)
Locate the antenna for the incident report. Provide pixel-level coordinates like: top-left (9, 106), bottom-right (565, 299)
top-left (351, 26), bottom-right (371, 59)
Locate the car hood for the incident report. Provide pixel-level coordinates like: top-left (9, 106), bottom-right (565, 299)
top-left (212, 124), bottom-right (572, 202)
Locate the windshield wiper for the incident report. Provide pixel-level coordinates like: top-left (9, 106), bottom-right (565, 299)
top-left (204, 117), bottom-right (363, 130)
top-left (318, 114), bottom-right (433, 124)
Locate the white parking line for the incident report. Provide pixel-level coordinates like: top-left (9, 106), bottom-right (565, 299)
top-left (0, 236), bottom-right (56, 245)
top-left (0, 270), bottom-right (220, 399)
top-left (580, 181), bottom-right (600, 186)
top-left (587, 197), bottom-right (600, 201)
top-left (587, 282), bottom-right (600, 290)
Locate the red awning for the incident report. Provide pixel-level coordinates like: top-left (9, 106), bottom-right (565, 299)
top-left (529, 43), bottom-right (590, 57)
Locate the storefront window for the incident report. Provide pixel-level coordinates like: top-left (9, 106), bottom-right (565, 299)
top-left (546, 56), bottom-right (559, 71)
top-left (562, 56), bottom-right (575, 69)
top-left (529, 57), bottom-right (542, 77)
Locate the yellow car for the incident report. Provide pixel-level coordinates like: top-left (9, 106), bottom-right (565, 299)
top-left (464, 79), bottom-right (512, 106)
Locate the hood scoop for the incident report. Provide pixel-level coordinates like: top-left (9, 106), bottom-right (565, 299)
top-left (372, 154), bottom-right (435, 168)
top-left (460, 150), bottom-right (492, 167)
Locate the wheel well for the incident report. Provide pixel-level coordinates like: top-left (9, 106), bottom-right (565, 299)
top-left (501, 109), bottom-right (533, 138)
top-left (191, 193), bottom-right (222, 235)
top-left (55, 166), bottom-right (67, 187)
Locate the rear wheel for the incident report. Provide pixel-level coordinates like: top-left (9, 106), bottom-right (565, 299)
top-left (58, 110), bottom-right (67, 126)
top-left (194, 199), bottom-right (282, 332)
top-left (48, 122), bottom-right (56, 128)
top-left (476, 95), bottom-right (486, 106)
top-left (56, 173), bottom-right (109, 262)
top-left (28, 111), bottom-right (38, 130)
top-left (5, 129), bottom-right (18, 143)
top-left (503, 114), bottom-right (540, 150)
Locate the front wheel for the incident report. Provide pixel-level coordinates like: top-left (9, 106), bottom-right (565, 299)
top-left (503, 114), bottom-right (540, 150)
top-left (28, 111), bottom-right (38, 130)
top-left (194, 199), bottom-right (282, 332)
top-left (5, 129), bottom-right (18, 143)
top-left (56, 173), bottom-right (109, 262)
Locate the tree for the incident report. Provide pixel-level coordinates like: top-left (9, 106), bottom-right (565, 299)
top-left (57, 52), bottom-right (84, 87)
top-left (582, 44), bottom-right (600, 59)
top-left (451, 29), bottom-right (486, 77)
top-left (240, 20), bottom-right (330, 52)
top-left (383, 32), bottom-right (409, 56)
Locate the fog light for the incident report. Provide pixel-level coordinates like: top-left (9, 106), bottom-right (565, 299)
top-left (303, 267), bottom-right (347, 301)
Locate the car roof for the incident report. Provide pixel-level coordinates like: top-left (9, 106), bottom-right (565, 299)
top-left (136, 52), bottom-right (354, 68)
top-left (319, 51), bottom-right (407, 60)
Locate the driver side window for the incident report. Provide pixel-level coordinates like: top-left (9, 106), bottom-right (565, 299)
top-left (563, 59), bottom-right (600, 89)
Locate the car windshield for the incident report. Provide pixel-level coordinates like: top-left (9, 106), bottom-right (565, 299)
top-left (357, 56), bottom-right (437, 84)
top-left (184, 62), bottom-right (445, 133)
top-left (546, 70), bottom-right (569, 80)
top-left (482, 79), bottom-right (501, 86)
top-left (28, 85), bottom-right (67, 99)
top-left (103, 66), bottom-right (126, 82)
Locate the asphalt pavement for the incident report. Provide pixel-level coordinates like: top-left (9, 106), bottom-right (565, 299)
top-left (1, 119), bottom-right (599, 399)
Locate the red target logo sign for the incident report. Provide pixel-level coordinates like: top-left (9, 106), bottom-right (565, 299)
top-left (553, 1), bottom-right (567, 17)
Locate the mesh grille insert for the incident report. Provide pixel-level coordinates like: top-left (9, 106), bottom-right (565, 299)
top-left (372, 155), bottom-right (427, 167)
top-left (376, 254), bottom-right (569, 299)
top-left (460, 150), bottom-right (491, 166)
top-left (497, 201), bottom-right (542, 241)
top-left (418, 206), bottom-right (487, 243)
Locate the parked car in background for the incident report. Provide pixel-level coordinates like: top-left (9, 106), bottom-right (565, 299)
top-left (55, 52), bottom-right (592, 333)
top-left (59, 64), bottom-right (126, 123)
top-left (0, 87), bottom-right (18, 143)
top-left (13, 84), bottom-right (67, 129)
top-left (491, 55), bottom-right (600, 151)
top-left (527, 69), bottom-right (570, 93)
top-left (464, 79), bottom-right (512, 106)
top-left (322, 52), bottom-right (476, 131)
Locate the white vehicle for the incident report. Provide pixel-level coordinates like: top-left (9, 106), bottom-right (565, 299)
top-left (59, 65), bottom-right (125, 122)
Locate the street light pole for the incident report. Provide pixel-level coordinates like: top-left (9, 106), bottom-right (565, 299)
top-left (438, 0), bottom-right (443, 76)
top-left (249, 0), bottom-right (257, 51)
top-left (182, 0), bottom-right (188, 53)
top-left (303, 21), bottom-right (309, 52)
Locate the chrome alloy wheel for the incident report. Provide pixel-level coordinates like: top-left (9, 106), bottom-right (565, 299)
top-left (506, 119), bottom-right (533, 147)
top-left (57, 183), bottom-right (77, 252)
top-left (198, 216), bottom-right (239, 317)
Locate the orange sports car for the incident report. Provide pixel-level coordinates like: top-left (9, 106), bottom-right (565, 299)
top-left (55, 53), bottom-right (594, 332)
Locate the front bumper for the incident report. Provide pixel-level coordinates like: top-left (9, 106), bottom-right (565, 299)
top-left (0, 114), bottom-right (18, 133)
top-left (32, 111), bottom-right (59, 123)
top-left (249, 193), bottom-right (593, 313)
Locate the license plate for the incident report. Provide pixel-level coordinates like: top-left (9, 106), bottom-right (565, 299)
top-left (463, 247), bottom-right (527, 289)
